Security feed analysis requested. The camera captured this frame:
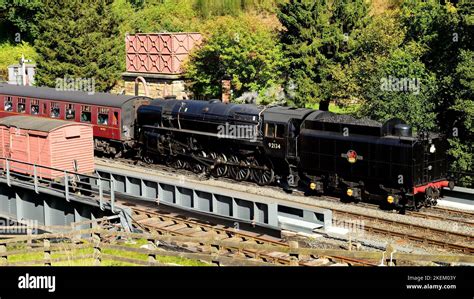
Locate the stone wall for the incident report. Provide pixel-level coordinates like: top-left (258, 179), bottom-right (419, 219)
top-left (112, 75), bottom-right (190, 99)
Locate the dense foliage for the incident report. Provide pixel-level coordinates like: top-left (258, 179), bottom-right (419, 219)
top-left (397, 0), bottom-right (473, 185)
top-left (185, 15), bottom-right (285, 100)
top-left (0, 41), bottom-right (37, 72)
top-left (277, 0), bottom-right (371, 108)
top-left (34, 0), bottom-right (122, 92)
top-left (0, 0), bottom-right (41, 41)
top-left (274, 0), bottom-right (473, 185)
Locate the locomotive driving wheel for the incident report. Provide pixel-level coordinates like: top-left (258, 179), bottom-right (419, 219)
top-left (172, 158), bottom-right (189, 169)
top-left (209, 152), bottom-right (228, 177)
top-left (228, 155), bottom-right (250, 181)
top-left (250, 159), bottom-right (274, 186)
top-left (192, 151), bottom-right (208, 174)
top-left (168, 148), bottom-right (189, 170)
top-left (140, 148), bottom-right (155, 164)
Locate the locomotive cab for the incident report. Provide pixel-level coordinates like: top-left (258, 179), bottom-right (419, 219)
top-left (261, 107), bottom-right (313, 187)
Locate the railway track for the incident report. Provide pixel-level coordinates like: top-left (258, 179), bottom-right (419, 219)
top-left (432, 206), bottom-right (474, 220)
top-left (333, 210), bottom-right (474, 254)
top-left (313, 194), bottom-right (474, 227)
top-left (337, 200), bottom-right (474, 227)
top-left (407, 208), bottom-right (474, 227)
top-left (118, 200), bottom-right (378, 266)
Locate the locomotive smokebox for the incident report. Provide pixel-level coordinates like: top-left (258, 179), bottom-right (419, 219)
top-left (393, 123), bottom-right (412, 137)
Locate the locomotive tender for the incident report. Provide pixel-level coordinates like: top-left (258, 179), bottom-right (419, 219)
top-left (137, 98), bottom-right (453, 210)
top-left (0, 84), bottom-right (453, 210)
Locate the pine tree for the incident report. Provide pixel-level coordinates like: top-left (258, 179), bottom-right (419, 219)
top-left (277, 0), bottom-right (370, 108)
top-left (34, 0), bottom-right (122, 92)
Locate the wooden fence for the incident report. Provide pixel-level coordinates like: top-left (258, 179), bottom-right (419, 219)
top-left (1, 221), bottom-right (473, 266)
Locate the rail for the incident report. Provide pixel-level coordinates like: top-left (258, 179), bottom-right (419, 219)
top-left (0, 157), bottom-right (117, 213)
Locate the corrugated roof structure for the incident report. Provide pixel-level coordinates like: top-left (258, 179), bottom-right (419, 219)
top-left (0, 84), bottom-right (142, 108)
top-left (0, 115), bottom-right (83, 132)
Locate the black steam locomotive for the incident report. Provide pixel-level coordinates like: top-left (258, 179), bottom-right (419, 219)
top-left (137, 99), bottom-right (453, 210)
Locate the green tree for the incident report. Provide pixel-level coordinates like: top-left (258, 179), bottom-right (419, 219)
top-left (399, 0), bottom-right (473, 185)
top-left (448, 50), bottom-right (474, 187)
top-left (185, 14), bottom-right (285, 99)
top-left (358, 42), bottom-right (438, 131)
top-left (277, 0), bottom-right (370, 108)
top-left (0, 41), bottom-right (38, 73)
top-left (399, 1), bottom-right (461, 123)
top-left (332, 12), bottom-right (406, 106)
top-left (0, 0), bottom-right (42, 41)
top-left (34, 0), bottom-right (122, 92)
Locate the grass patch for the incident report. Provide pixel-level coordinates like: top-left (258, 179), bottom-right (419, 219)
top-left (102, 238), bottom-right (210, 266)
top-left (0, 41), bottom-right (38, 80)
top-left (2, 238), bottom-right (210, 266)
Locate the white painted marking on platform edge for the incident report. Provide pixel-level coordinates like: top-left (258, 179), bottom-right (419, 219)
top-left (437, 200), bottom-right (474, 211)
top-left (277, 216), bottom-right (324, 230)
top-left (296, 232), bottom-right (324, 238)
top-left (325, 226), bottom-right (349, 235)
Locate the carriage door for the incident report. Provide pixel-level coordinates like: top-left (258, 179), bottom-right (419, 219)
top-left (9, 127), bottom-right (30, 173)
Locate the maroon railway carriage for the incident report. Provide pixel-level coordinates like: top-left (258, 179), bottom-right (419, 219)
top-left (0, 84), bottom-right (151, 155)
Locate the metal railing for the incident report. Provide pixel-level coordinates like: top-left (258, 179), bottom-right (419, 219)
top-left (0, 157), bottom-right (116, 213)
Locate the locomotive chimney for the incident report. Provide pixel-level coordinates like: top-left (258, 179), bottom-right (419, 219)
top-left (221, 75), bottom-right (231, 103)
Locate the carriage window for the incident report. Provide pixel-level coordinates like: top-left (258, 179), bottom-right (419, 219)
top-left (265, 123), bottom-right (275, 138)
top-left (4, 97), bottom-right (12, 112)
top-left (112, 111), bottom-right (118, 126)
top-left (65, 104), bottom-right (75, 120)
top-left (18, 98), bottom-right (26, 113)
top-left (31, 99), bottom-right (39, 115)
top-left (80, 105), bottom-right (91, 123)
top-left (98, 108), bottom-right (109, 125)
top-left (276, 124), bottom-right (285, 138)
top-left (50, 102), bottom-right (60, 118)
